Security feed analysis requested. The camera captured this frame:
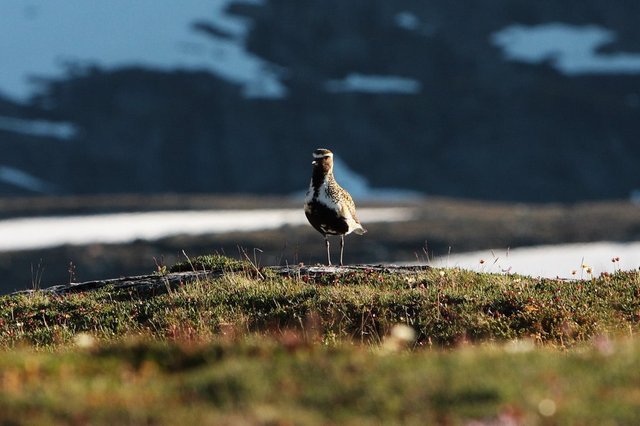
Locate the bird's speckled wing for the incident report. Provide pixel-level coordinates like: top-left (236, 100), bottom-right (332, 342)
top-left (340, 189), bottom-right (360, 223)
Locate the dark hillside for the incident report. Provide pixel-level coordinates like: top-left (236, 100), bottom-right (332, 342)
top-left (1, 1), bottom-right (639, 201)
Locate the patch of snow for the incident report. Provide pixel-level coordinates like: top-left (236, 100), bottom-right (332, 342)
top-left (0, 207), bottom-right (415, 252)
top-left (332, 157), bottom-right (422, 200)
top-left (209, 0), bottom-right (257, 39)
top-left (491, 23), bottom-right (640, 75)
top-left (0, 0), bottom-right (286, 102)
top-left (0, 165), bottom-right (59, 193)
top-left (0, 115), bottom-right (78, 140)
top-left (395, 12), bottom-right (420, 31)
top-left (325, 73), bottom-right (422, 94)
top-left (431, 242), bottom-right (640, 279)
top-left (331, 157), bottom-right (369, 196)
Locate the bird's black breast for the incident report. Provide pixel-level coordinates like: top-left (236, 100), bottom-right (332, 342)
top-left (305, 201), bottom-right (349, 236)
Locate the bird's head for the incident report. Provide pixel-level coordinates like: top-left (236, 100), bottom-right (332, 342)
top-left (312, 148), bottom-right (334, 173)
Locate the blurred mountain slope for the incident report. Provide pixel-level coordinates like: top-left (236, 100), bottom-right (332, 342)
top-left (0, 0), bottom-right (639, 201)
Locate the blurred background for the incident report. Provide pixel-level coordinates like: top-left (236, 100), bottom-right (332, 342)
top-left (1, 0), bottom-right (639, 292)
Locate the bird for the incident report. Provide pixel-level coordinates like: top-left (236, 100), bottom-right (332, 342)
top-left (304, 148), bottom-right (366, 266)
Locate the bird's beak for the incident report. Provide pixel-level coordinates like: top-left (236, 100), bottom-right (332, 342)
top-left (312, 160), bottom-right (317, 165)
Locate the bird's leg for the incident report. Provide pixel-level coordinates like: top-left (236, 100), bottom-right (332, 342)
top-left (339, 235), bottom-right (344, 266)
top-left (325, 235), bottom-right (331, 266)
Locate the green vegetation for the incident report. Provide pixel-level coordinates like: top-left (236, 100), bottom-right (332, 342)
top-left (168, 253), bottom-right (251, 273)
top-left (1, 255), bottom-right (640, 424)
top-left (2, 337), bottom-right (640, 425)
top-left (3, 265), bottom-right (639, 348)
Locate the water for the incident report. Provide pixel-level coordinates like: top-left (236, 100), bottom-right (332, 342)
top-left (431, 241), bottom-right (640, 279)
top-left (0, 207), bottom-right (414, 251)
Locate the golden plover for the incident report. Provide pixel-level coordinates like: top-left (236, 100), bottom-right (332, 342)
top-left (304, 148), bottom-right (366, 265)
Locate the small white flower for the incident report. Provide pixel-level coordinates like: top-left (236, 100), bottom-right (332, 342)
top-left (74, 332), bottom-right (96, 349)
top-left (538, 399), bottom-right (556, 417)
top-left (390, 324), bottom-right (416, 344)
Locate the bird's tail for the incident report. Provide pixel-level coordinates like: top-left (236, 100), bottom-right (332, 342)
top-left (353, 224), bottom-right (367, 235)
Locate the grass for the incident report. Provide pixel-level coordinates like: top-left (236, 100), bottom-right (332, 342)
top-left (3, 264), bottom-right (639, 348)
top-left (168, 253), bottom-right (252, 273)
top-left (1, 336), bottom-right (640, 424)
top-left (1, 255), bottom-right (640, 424)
